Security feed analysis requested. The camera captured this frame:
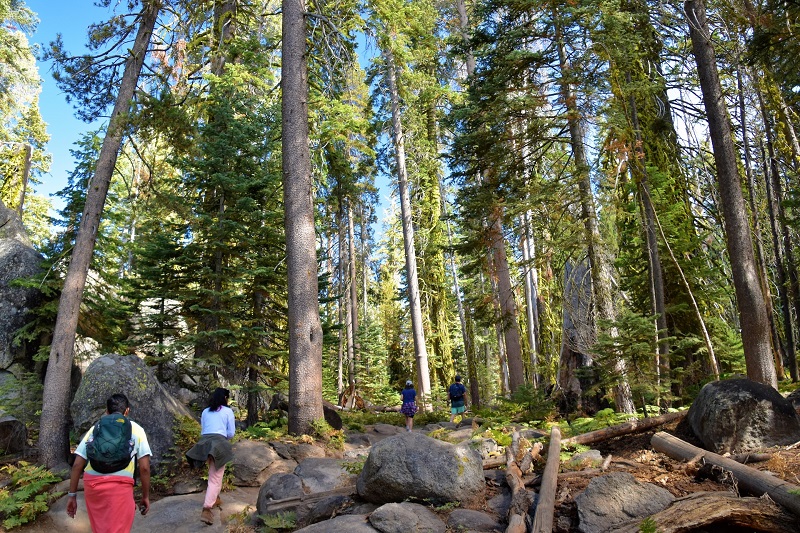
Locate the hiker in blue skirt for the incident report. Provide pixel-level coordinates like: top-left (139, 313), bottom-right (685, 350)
top-left (400, 380), bottom-right (418, 432)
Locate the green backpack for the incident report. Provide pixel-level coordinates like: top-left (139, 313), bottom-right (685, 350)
top-left (86, 414), bottom-right (135, 473)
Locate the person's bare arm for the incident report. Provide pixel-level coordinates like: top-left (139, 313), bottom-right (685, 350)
top-left (138, 455), bottom-right (151, 515)
top-left (66, 456), bottom-right (87, 518)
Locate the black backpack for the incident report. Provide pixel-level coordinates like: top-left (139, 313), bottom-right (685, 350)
top-left (86, 414), bottom-right (135, 474)
top-left (449, 383), bottom-right (465, 401)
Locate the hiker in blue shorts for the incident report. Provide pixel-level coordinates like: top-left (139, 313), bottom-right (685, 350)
top-left (449, 375), bottom-right (468, 424)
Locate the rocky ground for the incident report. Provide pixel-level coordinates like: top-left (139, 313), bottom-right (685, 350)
top-left (10, 415), bottom-right (800, 533)
top-left (550, 416), bottom-right (800, 532)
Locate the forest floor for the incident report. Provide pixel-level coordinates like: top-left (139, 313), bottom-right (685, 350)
top-left (546, 415), bottom-right (800, 532)
top-left (6, 414), bottom-right (800, 532)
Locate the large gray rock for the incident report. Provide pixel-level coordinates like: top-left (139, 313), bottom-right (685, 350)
top-left (300, 494), bottom-right (354, 527)
top-left (574, 472), bottom-right (674, 533)
top-left (446, 508), bottom-right (503, 532)
top-left (356, 432), bottom-right (485, 506)
top-left (257, 472), bottom-right (305, 517)
top-left (368, 502), bottom-right (446, 533)
top-left (70, 354), bottom-right (193, 471)
top-left (688, 378), bottom-right (800, 453)
top-left (229, 439), bottom-right (279, 486)
top-left (0, 203), bottom-right (44, 371)
top-left (295, 457), bottom-right (357, 493)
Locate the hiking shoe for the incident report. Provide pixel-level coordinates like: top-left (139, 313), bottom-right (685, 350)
top-left (201, 507), bottom-right (214, 525)
top-left (214, 496), bottom-right (222, 509)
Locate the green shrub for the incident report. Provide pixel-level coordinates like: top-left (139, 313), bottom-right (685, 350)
top-left (0, 462), bottom-right (63, 529)
top-left (259, 511), bottom-right (296, 532)
top-left (310, 419), bottom-right (345, 451)
top-left (342, 458), bottom-right (366, 475)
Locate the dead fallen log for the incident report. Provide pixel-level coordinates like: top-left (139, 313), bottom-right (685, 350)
top-left (261, 485), bottom-right (356, 514)
top-left (502, 431), bottom-right (532, 532)
top-left (562, 410), bottom-right (687, 446)
top-left (608, 491), bottom-right (800, 533)
top-left (530, 426), bottom-right (561, 533)
top-left (483, 456), bottom-right (507, 470)
top-left (652, 431), bottom-right (800, 517)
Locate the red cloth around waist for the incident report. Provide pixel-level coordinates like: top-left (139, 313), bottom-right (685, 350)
top-left (83, 473), bottom-right (136, 533)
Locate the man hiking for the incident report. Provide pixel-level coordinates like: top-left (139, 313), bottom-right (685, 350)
top-left (67, 393), bottom-right (152, 532)
top-left (448, 374), bottom-right (468, 424)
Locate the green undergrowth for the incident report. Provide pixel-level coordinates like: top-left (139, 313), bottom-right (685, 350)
top-left (0, 462), bottom-right (63, 529)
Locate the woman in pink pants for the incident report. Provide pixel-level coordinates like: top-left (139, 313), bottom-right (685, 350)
top-left (186, 387), bottom-right (235, 525)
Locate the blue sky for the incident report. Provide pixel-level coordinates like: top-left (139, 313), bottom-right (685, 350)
top-left (26, 0), bottom-right (108, 209)
top-left (25, 0), bottom-right (395, 234)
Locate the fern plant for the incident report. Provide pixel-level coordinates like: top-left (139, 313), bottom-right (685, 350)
top-left (0, 462), bottom-right (63, 529)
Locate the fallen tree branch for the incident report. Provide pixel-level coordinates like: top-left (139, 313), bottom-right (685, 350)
top-left (531, 426), bottom-right (561, 533)
top-left (608, 491), bottom-right (800, 533)
top-left (730, 452), bottom-right (772, 464)
top-left (652, 431), bottom-right (800, 517)
top-left (562, 410), bottom-right (688, 446)
top-left (261, 485), bottom-right (355, 513)
top-left (483, 456), bottom-right (507, 470)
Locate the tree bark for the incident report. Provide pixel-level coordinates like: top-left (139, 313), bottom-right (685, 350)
top-left (284, 0), bottom-right (324, 435)
top-left (384, 49), bottom-right (432, 408)
top-left (521, 212), bottom-right (541, 387)
top-left (738, 65), bottom-right (787, 379)
top-left (39, 0), bottom-right (161, 470)
top-left (489, 210), bottom-right (526, 393)
top-left (758, 90), bottom-right (799, 381)
top-left (684, 0), bottom-right (777, 386)
top-left (348, 203), bottom-right (360, 371)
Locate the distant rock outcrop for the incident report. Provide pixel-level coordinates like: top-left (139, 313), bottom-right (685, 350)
top-left (356, 432), bottom-right (485, 507)
top-left (70, 354), bottom-right (193, 471)
top-left (688, 378), bottom-right (800, 453)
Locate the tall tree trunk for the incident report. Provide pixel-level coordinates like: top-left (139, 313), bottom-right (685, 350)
top-left (685, 0), bottom-right (777, 387)
top-left (17, 143), bottom-right (31, 217)
top-left (488, 210), bottom-right (526, 393)
top-left (284, 0), bottom-right (324, 435)
top-left (738, 65), bottom-right (786, 378)
top-left (626, 71), bottom-right (670, 388)
top-left (521, 212), bottom-right (541, 387)
top-left (555, 14), bottom-right (634, 413)
top-left (455, 0), bottom-right (524, 393)
top-left (39, 0), bottom-right (161, 470)
top-left (385, 49), bottom-right (432, 408)
top-left (348, 203), bottom-right (360, 380)
top-left (759, 91), bottom-right (797, 381)
top-left (336, 217), bottom-right (346, 399)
